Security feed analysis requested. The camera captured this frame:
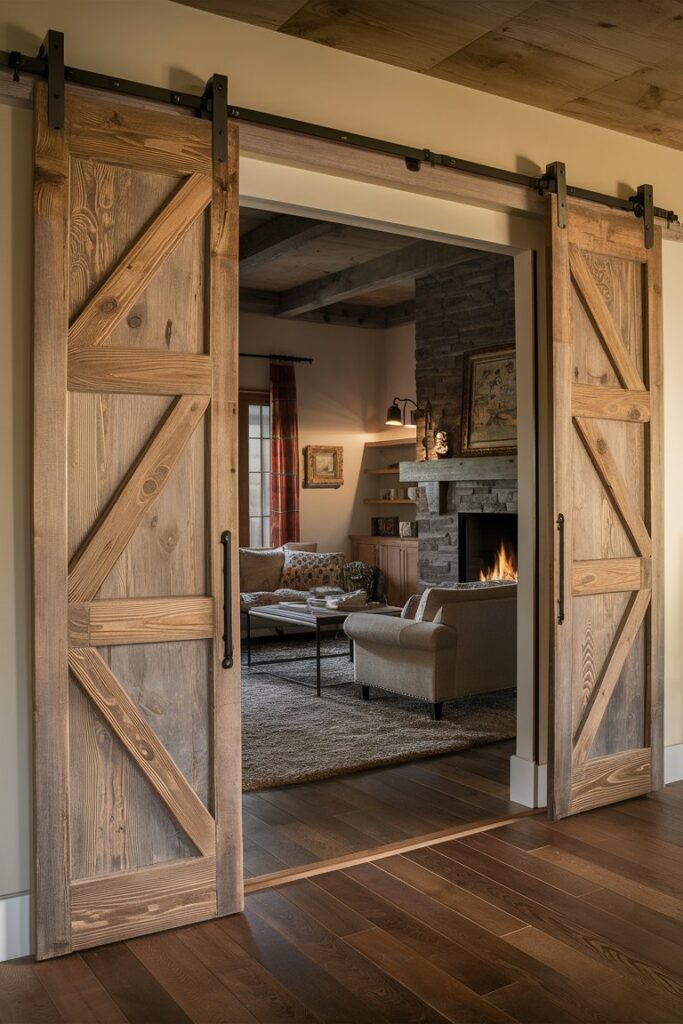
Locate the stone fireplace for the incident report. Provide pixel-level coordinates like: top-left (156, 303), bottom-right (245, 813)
top-left (399, 251), bottom-right (517, 586)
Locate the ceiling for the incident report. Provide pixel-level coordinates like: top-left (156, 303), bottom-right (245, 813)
top-left (176, 0), bottom-right (683, 151)
top-left (239, 207), bottom-right (474, 328)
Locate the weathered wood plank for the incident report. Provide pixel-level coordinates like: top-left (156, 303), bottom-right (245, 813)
top-left (71, 857), bottom-right (217, 950)
top-left (68, 349), bottom-right (213, 395)
top-left (68, 90), bottom-right (211, 176)
top-left (68, 394), bottom-right (209, 603)
top-left (240, 214), bottom-right (334, 271)
top-left (68, 597), bottom-right (215, 646)
top-left (569, 244), bottom-right (645, 391)
top-left (570, 748), bottom-right (652, 814)
top-left (572, 588), bottom-right (652, 763)
top-left (32, 80), bottom-right (72, 961)
top-left (571, 383), bottom-right (650, 422)
top-left (572, 557), bottom-right (646, 596)
top-left (68, 647), bottom-right (216, 857)
top-left (211, 122), bottom-right (244, 916)
top-left (278, 240), bottom-right (474, 317)
top-left (573, 416), bottom-right (652, 558)
top-left (69, 173), bottom-right (211, 350)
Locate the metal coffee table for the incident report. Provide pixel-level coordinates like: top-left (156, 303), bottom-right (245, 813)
top-left (245, 603), bottom-right (402, 697)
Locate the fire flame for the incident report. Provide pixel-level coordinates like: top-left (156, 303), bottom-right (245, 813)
top-left (480, 539), bottom-right (518, 582)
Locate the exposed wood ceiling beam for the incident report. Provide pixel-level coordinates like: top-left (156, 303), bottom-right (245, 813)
top-left (240, 215), bottom-right (336, 271)
top-left (240, 288), bottom-right (415, 329)
top-left (277, 241), bottom-right (474, 318)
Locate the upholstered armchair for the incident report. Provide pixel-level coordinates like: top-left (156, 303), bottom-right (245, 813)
top-left (344, 583), bottom-right (516, 719)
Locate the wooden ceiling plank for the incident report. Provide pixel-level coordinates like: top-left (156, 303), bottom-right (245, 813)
top-left (173, 0), bottom-right (306, 29)
top-left (277, 240), bottom-right (473, 317)
top-left (240, 214), bottom-right (336, 271)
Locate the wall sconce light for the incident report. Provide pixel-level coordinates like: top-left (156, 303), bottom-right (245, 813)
top-left (385, 397), bottom-right (420, 428)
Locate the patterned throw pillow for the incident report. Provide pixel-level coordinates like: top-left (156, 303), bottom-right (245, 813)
top-left (280, 549), bottom-right (345, 590)
top-left (342, 560), bottom-right (380, 601)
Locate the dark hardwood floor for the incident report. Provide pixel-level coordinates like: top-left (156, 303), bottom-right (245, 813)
top-left (3, 783), bottom-right (683, 1024)
top-left (243, 739), bottom-right (525, 877)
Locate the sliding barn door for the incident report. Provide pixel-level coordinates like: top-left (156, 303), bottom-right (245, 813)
top-left (33, 82), bottom-right (242, 959)
top-left (547, 195), bottom-right (663, 819)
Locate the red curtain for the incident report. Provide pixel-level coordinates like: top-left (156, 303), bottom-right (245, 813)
top-left (270, 362), bottom-right (300, 546)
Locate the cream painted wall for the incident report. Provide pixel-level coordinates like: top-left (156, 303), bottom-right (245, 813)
top-left (239, 311), bottom-right (388, 555)
top-left (1, 0), bottom-right (683, 901)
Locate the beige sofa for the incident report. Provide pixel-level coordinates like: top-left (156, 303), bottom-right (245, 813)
top-left (239, 542), bottom-right (320, 615)
top-left (344, 583), bottom-right (516, 719)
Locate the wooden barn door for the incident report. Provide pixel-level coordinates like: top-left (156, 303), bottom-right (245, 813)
top-left (547, 195), bottom-right (663, 819)
top-left (32, 82), bottom-right (242, 959)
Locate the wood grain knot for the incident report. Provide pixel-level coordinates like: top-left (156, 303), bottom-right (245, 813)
top-left (127, 314), bottom-right (142, 328)
top-left (138, 742), bottom-right (154, 762)
top-left (596, 438), bottom-right (608, 454)
top-left (100, 298), bottom-right (118, 314)
top-left (628, 408), bottom-right (641, 420)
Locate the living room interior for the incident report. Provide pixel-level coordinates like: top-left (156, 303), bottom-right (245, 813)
top-left (236, 204), bottom-right (523, 875)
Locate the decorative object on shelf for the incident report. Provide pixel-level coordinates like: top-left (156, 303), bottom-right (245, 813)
top-left (372, 516), bottom-right (399, 537)
top-left (407, 486), bottom-right (418, 501)
top-left (461, 345), bottom-right (517, 457)
top-left (399, 520), bottom-right (418, 538)
top-left (380, 488), bottom-right (393, 500)
top-left (303, 444), bottom-right (344, 487)
top-left (434, 428), bottom-right (449, 458)
top-left (421, 399), bottom-right (435, 461)
top-left (386, 396), bottom-right (421, 428)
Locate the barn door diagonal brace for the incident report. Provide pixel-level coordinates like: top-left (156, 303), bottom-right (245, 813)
top-left (200, 73), bottom-right (228, 164)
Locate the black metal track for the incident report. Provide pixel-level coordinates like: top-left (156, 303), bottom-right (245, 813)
top-left (1, 42), bottom-right (677, 229)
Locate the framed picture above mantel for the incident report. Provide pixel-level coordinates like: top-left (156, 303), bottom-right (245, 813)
top-left (461, 344), bottom-right (517, 457)
top-left (303, 445), bottom-right (344, 488)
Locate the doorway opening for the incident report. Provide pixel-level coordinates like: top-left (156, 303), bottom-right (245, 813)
top-left (236, 200), bottom-right (536, 886)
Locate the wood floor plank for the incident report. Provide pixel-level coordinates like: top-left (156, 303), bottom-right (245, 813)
top-left (175, 920), bottom-right (319, 1023)
top-left (0, 963), bottom-right (62, 1024)
top-left (314, 866), bottom-right (514, 996)
top-left (377, 853), bottom-right (527, 937)
top-left (345, 927), bottom-right (515, 1024)
top-left (459, 832), bottom-right (598, 897)
top-left (432, 840), bottom-right (683, 999)
top-left (485, 980), bottom-right (585, 1024)
top-left (249, 888), bottom-right (447, 1023)
top-left (31, 955), bottom-right (127, 1023)
top-left (127, 931), bottom-right (259, 1023)
top-left (531, 842), bottom-right (683, 923)
top-left (81, 943), bottom-right (191, 1024)
top-left (219, 907), bottom-right (385, 1023)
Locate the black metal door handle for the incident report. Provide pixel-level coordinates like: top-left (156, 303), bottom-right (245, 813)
top-left (220, 530), bottom-right (233, 668)
top-left (557, 513), bottom-right (565, 625)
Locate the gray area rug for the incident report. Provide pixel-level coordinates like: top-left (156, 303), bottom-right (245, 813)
top-left (242, 636), bottom-right (516, 791)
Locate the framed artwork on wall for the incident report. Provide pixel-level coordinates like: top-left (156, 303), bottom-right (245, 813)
top-left (372, 516), bottom-right (399, 537)
top-left (303, 445), bottom-right (344, 488)
top-left (461, 345), bottom-right (517, 456)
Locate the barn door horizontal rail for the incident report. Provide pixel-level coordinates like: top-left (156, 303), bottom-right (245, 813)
top-left (1, 30), bottom-right (677, 246)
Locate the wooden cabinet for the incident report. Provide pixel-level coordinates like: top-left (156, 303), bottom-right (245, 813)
top-left (349, 535), bottom-right (419, 607)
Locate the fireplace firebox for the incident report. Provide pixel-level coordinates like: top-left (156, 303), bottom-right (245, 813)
top-left (458, 512), bottom-right (518, 582)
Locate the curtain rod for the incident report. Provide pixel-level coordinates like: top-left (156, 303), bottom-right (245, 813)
top-left (239, 352), bottom-right (313, 365)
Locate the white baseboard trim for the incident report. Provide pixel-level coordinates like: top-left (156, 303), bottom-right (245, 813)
top-left (509, 755), bottom-right (547, 808)
top-left (0, 892), bottom-right (30, 962)
top-left (665, 742), bottom-right (683, 784)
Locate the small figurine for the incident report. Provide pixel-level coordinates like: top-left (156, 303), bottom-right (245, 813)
top-left (434, 429), bottom-right (449, 458)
